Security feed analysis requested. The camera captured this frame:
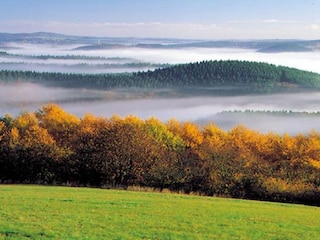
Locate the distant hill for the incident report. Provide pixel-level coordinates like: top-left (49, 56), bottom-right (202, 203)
top-left (73, 43), bottom-right (131, 50)
top-left (0, 32), bottom-right (319, 52)
top-left (74, 40), bottom-right (320, 53)
top-left (1, 60), bottom-right (320, 94)
top-left (258, 42), bottom-right (313, 53)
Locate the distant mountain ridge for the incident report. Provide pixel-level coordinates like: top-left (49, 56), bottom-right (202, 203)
top-left (0, 32), bottom-right (319, 53)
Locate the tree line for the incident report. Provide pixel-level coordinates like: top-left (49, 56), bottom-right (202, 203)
top-left (0, 104), bottom-right (320, 206)
top-left (1, 60), bottom-right (320, 92)
top-left (220, 110), bottom-right (320, 117)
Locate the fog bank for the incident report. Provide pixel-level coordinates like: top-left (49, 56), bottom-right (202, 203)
top-left (1, 44), bottom-right (320, 74)
top-left (1, 82), bottom-right (320, 134)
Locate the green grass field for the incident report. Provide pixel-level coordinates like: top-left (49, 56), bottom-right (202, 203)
top-left (0, 185), bottom-right (319, 239)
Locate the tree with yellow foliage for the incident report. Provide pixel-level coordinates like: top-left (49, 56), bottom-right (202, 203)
top-left (2, 111), bottom-right (60, 183)
top-left (36, 104), bottom-right (80, 146)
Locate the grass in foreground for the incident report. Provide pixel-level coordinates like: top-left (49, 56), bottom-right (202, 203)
top-left (0, 185), bottom-right (319, 239)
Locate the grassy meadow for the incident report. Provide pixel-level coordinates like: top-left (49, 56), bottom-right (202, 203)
top-left (0, 185), bottom-right (319, 239)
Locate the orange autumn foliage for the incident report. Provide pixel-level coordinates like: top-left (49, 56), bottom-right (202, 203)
top-left (0, 104), bottom-right (320, 205)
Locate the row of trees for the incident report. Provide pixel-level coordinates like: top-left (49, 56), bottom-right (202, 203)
top-left (1, 60), bottom-right (320, 92)
top-left (0, 104), bottom-right (320, 205)
top-left (0, 51), bottom-right (126, 60)
top-left (220, 110), bottom-right (320, 117)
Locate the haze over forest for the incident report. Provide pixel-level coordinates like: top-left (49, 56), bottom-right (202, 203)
top-left (1, 32), bottom-right (320, 135)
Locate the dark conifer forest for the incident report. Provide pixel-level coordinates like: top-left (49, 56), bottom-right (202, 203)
top-left (1, 60), bottom-right (320, 92)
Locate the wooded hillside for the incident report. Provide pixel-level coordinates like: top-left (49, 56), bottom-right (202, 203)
top-left (1, 60), bottom-right (320, 93)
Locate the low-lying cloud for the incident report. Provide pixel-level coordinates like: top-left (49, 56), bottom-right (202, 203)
top-left (2, 44), bottom-right (320, 74)
top-left (1, 82), bottom-right (320, 135)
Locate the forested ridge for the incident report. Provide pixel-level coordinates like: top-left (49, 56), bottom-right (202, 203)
top-left (1, 104), bottom-right (320, 206)
top-left (1, 60), bottom-right (320, 92)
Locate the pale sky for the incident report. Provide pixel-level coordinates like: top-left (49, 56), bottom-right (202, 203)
top-left (0, 0), bottom-right (319, 39)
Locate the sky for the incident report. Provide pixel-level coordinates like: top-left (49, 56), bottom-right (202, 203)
top-left (0, 0), bottom-right (319, 39)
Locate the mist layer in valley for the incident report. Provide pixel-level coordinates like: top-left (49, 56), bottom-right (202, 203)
top-left (1, 38), bottom-right (320, 135)
top-left (1, 82), bottom-right (320, 135)
top-left (1, 43), bottom-right (320, 74)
